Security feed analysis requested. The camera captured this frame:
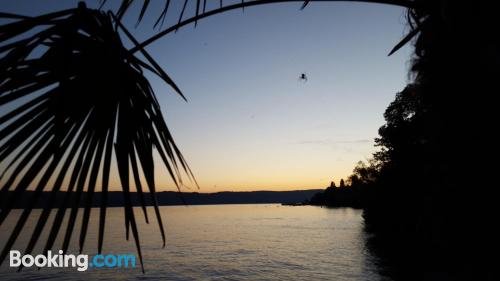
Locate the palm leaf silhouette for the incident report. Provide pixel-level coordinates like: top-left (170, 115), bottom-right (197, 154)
top-left (101, 0), bottom-right (416, 25)
top-left (101, 0), bottom-right (418, 55)
top-left (0, 3), bottom-right (195, 271)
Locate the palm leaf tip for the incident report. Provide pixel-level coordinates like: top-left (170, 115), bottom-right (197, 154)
top-left (0, 5), bottom-right (194, 268)
top-left (388, 26), bottom-right (421, 56)
top-left (301, 0), bottom-right (312, 10)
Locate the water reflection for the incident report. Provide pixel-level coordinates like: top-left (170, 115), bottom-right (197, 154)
top-left (1, 205), bottom-right (389, 280)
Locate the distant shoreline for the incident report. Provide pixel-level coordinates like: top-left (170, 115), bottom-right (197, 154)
top-left (2, 189), bottom-right (322, 209)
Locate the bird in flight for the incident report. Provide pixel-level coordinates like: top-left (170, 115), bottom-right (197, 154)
top-left (298, 73), bottom-right (308, 82)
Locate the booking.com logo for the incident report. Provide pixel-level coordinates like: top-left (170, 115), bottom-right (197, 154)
top-left (9, 250), bottom-right (136, 271)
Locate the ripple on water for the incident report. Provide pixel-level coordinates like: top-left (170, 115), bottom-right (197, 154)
top-left (0, 205), bottom-right (386, 281)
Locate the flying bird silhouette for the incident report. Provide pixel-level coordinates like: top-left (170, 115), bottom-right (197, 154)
top-left (298, 73), bottom-right (308, 82)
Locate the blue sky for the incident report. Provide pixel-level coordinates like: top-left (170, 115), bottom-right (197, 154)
top-left (0, 0), bottom-right (413, 191)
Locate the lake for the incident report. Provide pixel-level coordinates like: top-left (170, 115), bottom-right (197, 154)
top-left (0, 204), bottom-right (388, 280)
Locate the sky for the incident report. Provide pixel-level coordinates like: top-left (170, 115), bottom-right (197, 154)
top-left (0, 0), bottom-right (413, 192)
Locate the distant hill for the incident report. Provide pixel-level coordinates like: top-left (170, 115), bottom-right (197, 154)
top-left (2, 189), bottom-right (322, 209)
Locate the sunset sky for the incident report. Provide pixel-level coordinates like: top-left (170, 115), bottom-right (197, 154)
top-left (1, 0), bottom-right (412, 192)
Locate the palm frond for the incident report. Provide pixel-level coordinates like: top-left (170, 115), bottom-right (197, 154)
top-left (387, 25), bottom-right (420, 56)
top-left (195, 0), bottom-right (201, 27)
top-left (203, 0), bottom-right (208, 14)
top-left (154, 0), bottom-right (171, 29)
top-left (102, 0), bottom-right (417, 29)
top-left (301, 0), bottom-right (312, 10)
top-left (177, 0), bottom-right (190, 32)
top-left (124, 0), bottom-right (419, 54)
top-left (137, 0), bottom-right (151, 26)
top-left (0, 4), bottom-right (195, 271)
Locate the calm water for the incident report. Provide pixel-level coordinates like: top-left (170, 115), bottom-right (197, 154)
top-left (0, 205), bottom-right (388, 280)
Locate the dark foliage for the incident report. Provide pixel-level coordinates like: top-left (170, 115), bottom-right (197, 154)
top-left (308, 160), bottom-right (379, 208)
top-left (105, 0), bottom-right (417, 53)
top-left (348, 1), bottom-right (498, 280)
top-left (309, 1), bottom-right (499, 279)
top-left (100, 0), bottom-right (416, 29)
top-left (0, 4), bottom-right (196, 271)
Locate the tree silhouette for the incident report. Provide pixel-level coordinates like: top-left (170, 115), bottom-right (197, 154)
top-left (308, 2), bottom-right (498, 278)
top-left (362, 1), bottom-right (499, 279)
top-left (329, 181), bottom-right (336, 189)
top-left (339, 178), bottom-right (345, 188)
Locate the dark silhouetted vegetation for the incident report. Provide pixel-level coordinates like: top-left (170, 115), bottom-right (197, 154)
top-left (364, 0), bottom-right (498, 279)
top-left (310, 1), bottom-right (498, 279)
top-left (308, 160), bottom-right (377, 208)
